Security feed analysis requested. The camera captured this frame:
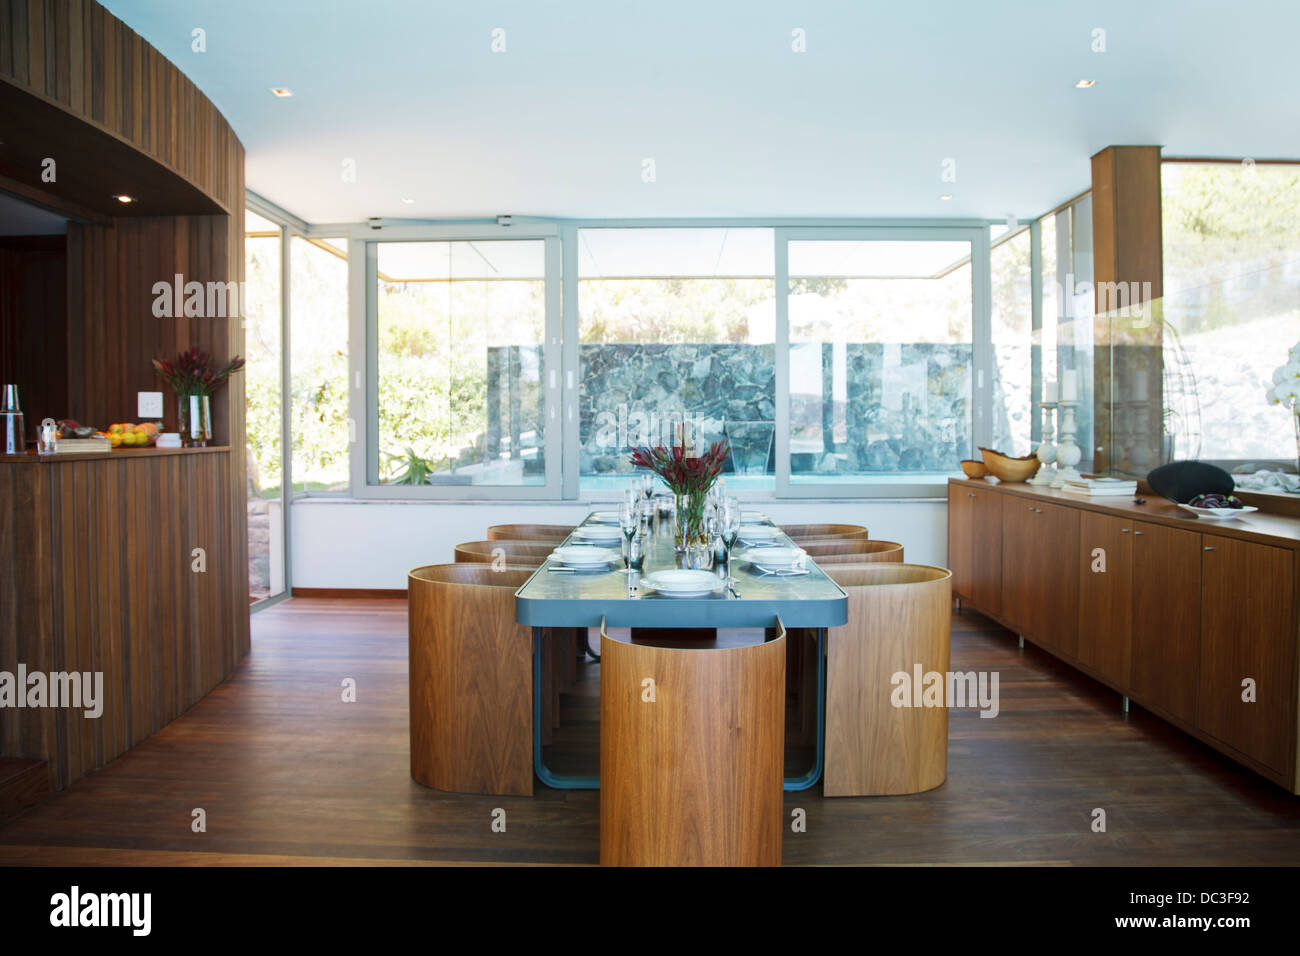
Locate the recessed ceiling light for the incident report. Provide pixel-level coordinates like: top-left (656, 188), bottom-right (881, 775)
top-left (401, 198), bottom-right (415, 204)
top-left (114, 194), bottom-right (135, 204)
top-left (1075, 79), bottom-right (1096, 88)
top-left (270, 88), bottom-right (293, 97)
top-left (939, 194), bottom-right (953, 201)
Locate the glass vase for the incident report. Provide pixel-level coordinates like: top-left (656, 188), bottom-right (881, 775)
top-left (178, 393), bottom-right (212, 447)
top-left (673, 491), bottom-right (709, 552)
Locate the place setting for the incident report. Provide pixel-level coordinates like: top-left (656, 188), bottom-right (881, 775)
top-left (738, 545), bottom-right (811, 577)
top-left (547, 544), bottom-right (620, 573)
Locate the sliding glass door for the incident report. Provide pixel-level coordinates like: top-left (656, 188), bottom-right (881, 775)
top-left (775, 228), bottom-right (985, 496)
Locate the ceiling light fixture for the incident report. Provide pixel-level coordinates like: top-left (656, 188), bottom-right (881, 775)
top-left (939, 194), bottom-right (953, 201)
top-left (1075, 79), bottom-right (1096, 88)
top-left (114, 194), bottom-right (135, 204)
top-left (270, 87), bottom-right (293, 97)
top-left (401, 198), bottom-right (415, 204)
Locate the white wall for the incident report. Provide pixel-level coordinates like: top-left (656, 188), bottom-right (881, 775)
top-left (291, 497), bottom-right (949, 589)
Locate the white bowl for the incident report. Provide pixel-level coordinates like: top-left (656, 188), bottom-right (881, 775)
top-left (572, 525), bottom-right (622, 541)
top-left (738, 524), bottom-right (780, 541)
top-left (588, 511), bottom-right (620, 524)
top-left (640, 569), bottom-right (723, 597)
top-left (742, 546), bottom-right (807, 570)
top-left (1177, 503), bottom-right (1259, 520)
top-left (551, 545), bottom-right (617, 567)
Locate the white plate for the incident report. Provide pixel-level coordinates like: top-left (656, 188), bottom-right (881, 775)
top-left (738, 524), bottom-right (780, 540)
top-left (741, 546), bottom-right (806, 570)
top-left (742, 511), bottom-right (769, 523)
top-left (571, 525), bottom-right (623, 542)
top-left (551, 545), bottom-right (617, 567)
top-left (588, 511), bottom-right (620, 524)
top-left (640, 569), bottom-right (724, 597)
top-left (1177, 503), bottom-right (1259, 520)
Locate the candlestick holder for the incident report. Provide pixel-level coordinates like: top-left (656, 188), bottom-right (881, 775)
top-left (1030, 400), bottom-right (1058, 485)
top-left (1051, 399), bottom-right (1082, 488)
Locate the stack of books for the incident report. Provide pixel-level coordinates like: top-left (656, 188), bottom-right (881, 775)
top-left (1062, 477), bottom-right (1138, 497)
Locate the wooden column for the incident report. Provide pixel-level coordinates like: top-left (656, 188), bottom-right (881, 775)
top-left (1090, 146), bottom-right (1164, 475)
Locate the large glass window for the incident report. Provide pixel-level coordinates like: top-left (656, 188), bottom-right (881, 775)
top-left (374, 239), bottom-right (550, 487)
top-left (1159, 162), bottom-right (1300, 467)
top-left (990, 226), bottom-right (1033, 454)
top-left (290, 237), bottom-right (349, 491)
top-left (782, 233), bottom-right (975, 489)
top-left (578, 228), bottom-right (776, 490)
top-left (244, 209), bottom-right (284, 602)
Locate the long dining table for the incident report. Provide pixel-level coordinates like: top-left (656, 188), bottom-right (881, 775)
top-left (514, 510), bottom-right (848, 791)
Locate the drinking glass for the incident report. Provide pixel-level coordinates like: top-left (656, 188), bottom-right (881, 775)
top-left (627, 533), bottom-right (646, 572)
top-left (618, 501), bottom-right (638, 572)
top-left (720, 499), bottom-right (742, 582)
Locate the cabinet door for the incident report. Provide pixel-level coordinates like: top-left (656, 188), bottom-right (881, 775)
top-left (1081, 512), bottom-right (1133, 686)
top-left (947, 486), bottom-right (974, 600)
top-left (1130, 522), bottom-right (1201, 724)
top-left (970, 489), bottom-right (1003, 615)
top-left (1001, 498), bottom-right (1037, 632)
top-left (1197, 536), bottom-right (1296, 774)
top-left (1038, 502), bottom-right (1080, 658)
top-left (1077, 511), bottom-right (1133, 685)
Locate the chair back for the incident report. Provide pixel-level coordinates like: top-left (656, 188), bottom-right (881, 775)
top-left (820, 563), bottom-right (952, 797)
top-left (803, 540), bottom-right (903, 563)
top-left (455, 539), bottom-right (555, 567)
top-left (486, 523), bottom-right (572, 542)
top-left (408, 564), bottom-right (537, 796)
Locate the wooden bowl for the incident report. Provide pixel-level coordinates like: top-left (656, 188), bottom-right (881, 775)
top-left (978, 447), bottom-right (1041, 483)
top-left (960, 459), bottom-right (988, 479)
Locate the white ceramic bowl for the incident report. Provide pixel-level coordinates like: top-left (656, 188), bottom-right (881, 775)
top-left (640, 569), bottom-right (724, 597)
top-left (551, 545), bottom-right (617, 567)
top-left (742, 546), bottom-right (807, 570)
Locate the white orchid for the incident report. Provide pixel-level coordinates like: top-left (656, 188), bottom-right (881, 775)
top-left (1269, 345), bottom-right (1300, 409)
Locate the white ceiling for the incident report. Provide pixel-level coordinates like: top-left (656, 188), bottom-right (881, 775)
top-left (102, 0), bottom-right (1300, 225)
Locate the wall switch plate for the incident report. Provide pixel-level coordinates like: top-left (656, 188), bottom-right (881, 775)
top-left (138, 391), bottom-right (164, 419)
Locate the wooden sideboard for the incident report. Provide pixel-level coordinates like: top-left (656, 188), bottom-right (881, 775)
top-left (948, 478), bottom-right (1300, 793)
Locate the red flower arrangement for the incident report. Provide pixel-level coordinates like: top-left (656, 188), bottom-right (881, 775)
top-left (629, 434), bottom-right (730, 496)
top-left (152, 346), bottom-right (245, 396)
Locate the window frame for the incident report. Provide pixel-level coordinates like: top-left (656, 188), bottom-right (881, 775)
top-left (773, 224), bottom-right (992, 499)
top-left (349, 223), bottom-right (564, 500)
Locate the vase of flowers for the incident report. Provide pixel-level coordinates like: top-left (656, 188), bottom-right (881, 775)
top-left (1268, 342), bottom-right (1300, 479)
top-left (629, 434), bottom-right (729, 551)
top-left (152, 347), bottom-right (245, 447)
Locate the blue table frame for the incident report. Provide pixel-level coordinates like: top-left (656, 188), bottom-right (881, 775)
top-left (518, 514), bottom-right (846, 792)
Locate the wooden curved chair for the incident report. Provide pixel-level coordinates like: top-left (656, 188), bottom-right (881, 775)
top-left (782, 523), bottom-right (868, 542)
top-left (802, 539), bottom-right (904, 563)
top-left (822, 563), bottom-right (952, 796)
top-left (454, 539), bottom-right (555, 567)
top-left (408, 564), bottom-right (537, 796)
top-left (486, 523), bottom-right (572, 543)
top-left (600, 622), bottom-right (786, 866)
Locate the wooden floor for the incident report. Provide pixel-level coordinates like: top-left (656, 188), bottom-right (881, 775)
top-left (1, 597), bottom-right (1297, 866)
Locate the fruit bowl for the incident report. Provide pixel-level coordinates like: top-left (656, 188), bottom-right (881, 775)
top-left (107, 423), bottom-right (160, 449)
top-left (960, 459), bottom-right (989, 479)
top-left (978, 447), bottom-right (1042, 483)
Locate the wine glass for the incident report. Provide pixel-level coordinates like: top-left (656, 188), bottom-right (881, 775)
top-left (720, 498), bottom-right (742, 583)
top-left (618, 501), bottom-right (638, 573)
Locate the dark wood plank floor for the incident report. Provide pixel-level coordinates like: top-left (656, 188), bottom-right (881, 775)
top-left (1, 598), bottom-right (1297, 865)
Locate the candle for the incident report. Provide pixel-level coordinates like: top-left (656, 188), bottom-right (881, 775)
top-left (1044, 381), bottom-right (1059, 405)
top-left (1062, 369), bottom-right (1079, 403)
